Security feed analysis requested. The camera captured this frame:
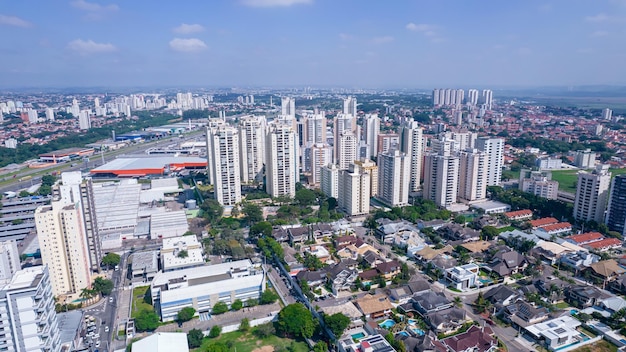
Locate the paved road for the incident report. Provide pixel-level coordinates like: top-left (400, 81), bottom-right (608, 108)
top-left (267, 265), bottom-right (296, 305)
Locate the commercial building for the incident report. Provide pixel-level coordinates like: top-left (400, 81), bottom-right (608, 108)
top-left (606, 174), bottom-right (626, 236)
top-left (0, 266), bottom-right (61, 352)
top-left (161, 236), bottom-right (204, 272)
top-left (400, 121), bottom-right (423, 192)
top-left (238, 115), bottom-right (266, 184)
top-left (150, 259), bottom-right (265, 321)
top-left (475, 137), bottom-right (504, 186)
top-left (35, 201), bottom-right (92, 300)
top-left (0, 195), bottom-right (51, 242)
top-left (377, 150), bottom-right (410, 207)
top-left (92, 179), bottom-right (141, 239)
top-left (574, 165), bottom-right (611, 223)
top-left (338, 163), bottom-right (371, 216)
top-left (90, 156), bottom-right (206, 178)
top-left (149, 210), bottom-right (189, 239)
top-left (207, 125), bottom-right (242, 206)
top-left (265, 122), bottom-right (298, 198)
top-left (320, 163), bottom-right (339, 199)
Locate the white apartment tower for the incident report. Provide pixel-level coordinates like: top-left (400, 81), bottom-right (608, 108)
top-left (0, 266), bottom-right (62, 352)
top-left (306, 143), bottom-right (333, 185)
top-left (333, 113), bottom-right (357, 164)
top-left (45, 108), bottom-right (54, 121)
top-left (34, 202), bottom-right (92, 299)
top-left (481, 90), bottom-right (493, 110)
top-left (320, 163), bottom-right (339, 199)
top-left (602, 108), bottom-right (613, 121)
top-left (573, 164), bottom-right (611, 223)
top-left (204, 119), bottom-right (226, 185)
top-left (266, 123), bottom-right (298, 198)
top-left (423, 152), bottom-right (460, 209)
top-left (353, 159), bottom-right (379, 197)
top-left (0, 240), bottom-right (20, 282)
top-left (338, 163), bottom-right (370, 216)
top-left (475, 137), bottom-right (504, 186)
top-left (238, 115), bottom-right (266, 184)
top-left (208, 125), bottom-right (242, 206)
top-left (377, 150), bottom-right (411, 207)
top-left (458, 149), bottom-right (487, 203)
top-left (78, 110), bottom-right (91, 130)
top-left (303, 112), bottom-right (326, 144)
top-left (400, 120), bottom-right (424, 192)
top-left (467, 89), bottom-right (479, 106)
top-left (281, 97), bottom-right (296, 118)
top-left (363, 113), bottom-right (380, 159)
top-left (343, 96), bottom-right (357, 116)
top-left (337, 131), bottom-right (358, 170)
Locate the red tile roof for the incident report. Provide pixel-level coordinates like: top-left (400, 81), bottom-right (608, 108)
top-left (504, 209), bottom-right (533, 219)
top-left (566, 232), bottom-right (604, 244)
top-left (586, 238), bottom-right (622, 250)
top-left (529, 217), bottom-right (559, 228)
top-left (540, 222), bottom-right (572, 232)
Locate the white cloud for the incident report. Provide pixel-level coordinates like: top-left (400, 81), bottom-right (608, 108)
top-left (590, 30), bottom-right (609, 37)
top-left (371, 36), bottom-right (394, 44)
top-left (405, 23), bottom-right (435, 32)
top-left (169, 38), bottom-right (208, 52)
top-left (242, 0), bottom-right (312, 7)
top-left (71, 0), bottom-right (119, 12)
top-left (0, 14), bottom-right (32, 28)
top-left (585, 13), bottom-right (610, 22)
top-left (67, 39), bottom-right (117, 55)
top-left (173, 23), bottom-right (205, 34)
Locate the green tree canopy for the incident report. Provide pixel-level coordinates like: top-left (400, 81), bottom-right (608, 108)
top-left (243, 203), bottom-right (263, 224)
top-left (260, 290), bottom-right (279, 305)
top-left (92, 277), bottom-right (114, 296)
top-left (295, 188), bottom-right (317, 206)
top-left (177, 307), bottom-right (196, 323)
top-left (277, 303), bottom-right (316, 339)
top-left (200, 199), bottom-right (224, 224)
top-left (187, 328), bottom-right (205, 348)
top-left (209, 325), bottom-right (222, 338)
top-left (481, 226), bottom-right (499, 241)
top-left (134, 309), bottom-right (160, 332)
top-left (211, 301), bottom-right (228, 315)
top-left (313, 341), bottom-right (328, 352)
top-left (324, 312), bottom-right (351, 338)
top-left (239, 317), bottom-right (250, 332)
top-left (101, 252), bottom-right (121, 268)
top-left (231, 299), bottom-right (243, 311)
top-left (250, 221), bottom-right (272, 238)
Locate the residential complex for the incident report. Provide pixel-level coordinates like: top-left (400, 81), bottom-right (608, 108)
top-left (573, 164), bottom-right (611, 223)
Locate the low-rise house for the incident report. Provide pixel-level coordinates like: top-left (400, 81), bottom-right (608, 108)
top-left (375, 260), bottom-right (402, 281)
top-left (326, 261), bottom-right (359, 295)
top-left (525, 316), bottom-right (594, 351)
top-left (609, 273), bottom-right (626, 294)
top-left (565, 232), bottom-right (604, 246)
top-left (440, 325), bottom-right (498, 352)
top-left (358, 269), bottom-right (379, 285)
top-left (387, 279), bottom-right (431, 304)
top-left (296, 270), bottom-right (327, 288)
top-left (426, 307), bottom-right (469, 334)
top-left (530, 240), bottom-right (576, 265)
top-left (585, 259), bottom-right (626, 288)
top-left (376, 218), bottom-right (420, 242)
top-left (483, 285), bottom-right (519, 308)
top-left (354, 294), bottom-right (394, 319)
top-left (310, 223), bottom-right (333, 240)
top-left (599, 296), bottom-right (626, 315)
top-left (502, 301), bottom-right (549, 328)
top-left (321, 301), bottom-right (363, 328)
top-left (504, 209), bottom-right (533, 221)
top-left (400, 290), bottom-right (452, 315)
top-left (437, 223), bottom-right (480, 242)
top-left (414, 245), bottom-right (454, 266)
top-left (417, 219), bottom-right (447, 231)
top-left (431, 254), bottom-right (458, 271)
top-left (289, 226), bottom-right (310, 245)
top-left (362, 250), bottom-right (384, 267)
top-left (339, 334), bottom-right (396, 352)
top-left (445, 263), bottom-right (480, 291)
top-left (303, 245), bottom-right (332, 263)
top-left (272, 227), bottom-right (289, 242)
top-left (585, 238), bottom-right (622, 252)
top-left (559, 251), bottom-right (600, 272)
top-left (566, 285), bottom-right (613, 308)
top-left (487, 250), bottom-right (527, 277)
top-left (529, 217), bottom-right (559, 229)
top-left (534, 222), bottom-right (572, 238)
top-left (397, 333), bottom-right (442, 352)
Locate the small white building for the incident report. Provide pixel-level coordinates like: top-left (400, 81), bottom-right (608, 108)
top-left (132, 332), bottom-right (189, 352)
top-left (445, 263), bottom-right (480, 291)
top-left (161, 235), bottom-right (204, 272)
top-left (525, 315), bottom-right (594, 351)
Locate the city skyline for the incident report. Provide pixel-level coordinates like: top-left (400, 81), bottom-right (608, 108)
top-left (2, 0), bottom-right (626, 88)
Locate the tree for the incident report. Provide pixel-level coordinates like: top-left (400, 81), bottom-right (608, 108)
top-left (208, 325), bottom-right (222, 338)
top-left (277, 303), bottom-right (316, 339)
top-left (324, 312), bottom-right (351, 338)
top-left (295, 188), bottom-right (316, 206)
top-left (481, 226), bottom-right (499, 241)
top-left (177, 250), bottom-right (189, 258)
top-left (200, 199), bottom-right (224, 224)
top-left (134, 309), bottom-right (160, 332)
top-left (239, 317), bottom-right (250, 332)
top-left (254, 322), bottom-right (276, 338)
top-left (246, 298), bottom-right (259, 307)
top-left (41, 174), bottom-right (56, 186)
top-left (250, 221), bottom-right (273, 238)
top-left (453, 296), bottom-right (463, 308)
top-left (211, 301), bottom-right (228, 315)
top-left (206, 342), bottom-right (229, 352)
top-left (231, 299), bottom-right (243, 311)
top-left (101, 252), bottom-right (121, 269)
top-left (19, 190), bottom-right (30, 198)
top-left (474, 292), bottom-right (491, 314)
top-left (242, 202), bottom-right (263, 224)
top-left (303, 252), bottom-right (324, 270)
top-left (313, 341), bottom-right (328, 352)
top-left (260, 290), bottom-right (279, 305)
top-left (454, 215), bottom-right (466, 224)
top-left (38, 184), bottom-right (52, 196)
top-left (92, 277), bottom-right (114, 296)
top-left (187, 328), bottom-right (205, 348)
top-left (177, 307), bottom-right (196, 323)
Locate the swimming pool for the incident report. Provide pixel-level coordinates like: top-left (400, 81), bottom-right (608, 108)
top-left (379, 319), bottom-right (396, 329)
top-left (408, 319), bottom-right (418, 325)
top-left (397, 331), bottom-right (409, 337)
top-left (351, 332), bottom-right (365, 340)
top-left (570, 309), bottom-right (579, 315)
top-left (412, 328), bottom-right (425, 336)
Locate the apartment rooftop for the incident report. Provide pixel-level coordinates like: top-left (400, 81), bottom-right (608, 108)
top-left (2, 266), bottom-right (44, 291)
top-left (161, 235), bottom-right (204, 271)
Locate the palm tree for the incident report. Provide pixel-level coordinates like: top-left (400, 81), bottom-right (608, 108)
top-left (80, 288), bottom-right (92, 307)
top-left (453, 296), bottom-right (463, 308)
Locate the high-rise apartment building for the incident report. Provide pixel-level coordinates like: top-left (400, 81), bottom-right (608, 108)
top-left (320, 163), bottom-right (339, 199)
top-left (458, 149), bottom-right (487, 203)
top-left (467, 89), bottom-right (479, 106)
top-left (519, 169), bottom-right (559, 200)
top-left (45, 108), bottom-right (54, 121)
top-left (337, 132), bottom-right (358, 170)
top-left (377, 150), bottom-right (410, 207)
top-left (35, 201), bottom-right (92, 299)
top-left (400, 121), bottom-right (423, 192)
top-left (281, 97), bottom-right (296, 118)
top-left (238, 115), bottom-right (266, 184)
top-left (0, 266), bottom-right (61, 352)
top-left (78, 110), bottom-right (91, 130)
top-left (574, 149), bottom-right (596, 169)
top-left (333, 113), bottom-right (357, 164)
top-left (207, 125), bottom-right (242, 206)
top-left (353, 159), bottom-right (379, 197)
top-left (0, 240), bottom-right (20, 282)
top-left (481, 90), bottom-right (493, 110)
top-left (204, 119), bottom-right (226, 185)
top-left (606, 174), bottom-right (626, 236)
top-left (266, 122), bottom-right (298, 198)
top-left (363, 114), bottom-right (380, 159)
top-left (338, 163), bottom-right (370, 216)
top-left (475, 137), bottom-right (504, 186)
top-left (423, 152), bottom-right (460, 209)
top-left (305, 143), bottom-right (333, 185)
top-left (303, 112), bottom-right (326, 145)
top-left (343, 96), bottom-right (357, 116)
top-left (573, 164), bottom-right (611, 223)
top-left (602, 108), bottom-right (613, 121)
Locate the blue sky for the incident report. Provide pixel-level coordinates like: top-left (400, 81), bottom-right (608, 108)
top-left (1, 0), bottom-right (626, 88)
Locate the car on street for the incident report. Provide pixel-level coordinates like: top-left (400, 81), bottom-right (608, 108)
top-left (109, 297), bottom-right (113, 303)
top-left (104, 326), bottom-right (109, 332)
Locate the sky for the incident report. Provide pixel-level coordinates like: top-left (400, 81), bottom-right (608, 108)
top-left (1, 0), bottom-right (626, 88)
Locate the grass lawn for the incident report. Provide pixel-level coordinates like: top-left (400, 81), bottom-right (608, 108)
top-left (551, 168), bottom-right (626, 194)
top-left (131, 286), bottom-right (153, 319)
top-left (198, 330), bottom-right (309, 352)
top-left (555, 302), bottom-right (570, 309)
top-left (571, 339), bottom-right (618, 352)
top-left (497, 226), bottom-right (516, 233)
